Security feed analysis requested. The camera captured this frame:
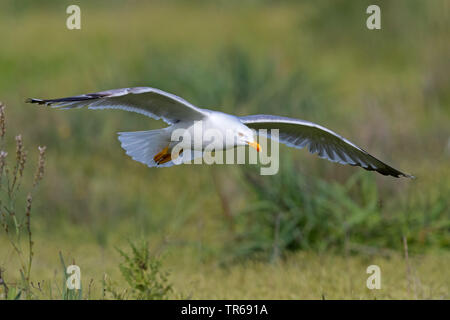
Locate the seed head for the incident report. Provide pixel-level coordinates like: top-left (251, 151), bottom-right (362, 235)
top-left (0, 103), bottom-right (5, 139)
top-left (33, 146), bottom-right (46, 187)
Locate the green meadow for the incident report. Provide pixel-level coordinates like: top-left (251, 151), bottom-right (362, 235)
top-left (0, 0), bottom-right (448, 299)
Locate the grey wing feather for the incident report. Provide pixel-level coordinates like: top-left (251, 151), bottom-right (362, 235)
top-left (26, 87), bottom-right (208, 124)
top-left (240, 114), bottom-right (414, 178)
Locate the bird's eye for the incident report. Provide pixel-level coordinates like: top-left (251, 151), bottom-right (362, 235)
top-left (238, 132), bottom-right (244, 137)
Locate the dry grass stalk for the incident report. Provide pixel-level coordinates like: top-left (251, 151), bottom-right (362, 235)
top-left (0, 103), bottom-right (46, 299)
top-left (0, 102), bottom-right (5, 139)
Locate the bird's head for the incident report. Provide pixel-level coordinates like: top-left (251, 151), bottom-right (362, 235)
top-left (236, 126), bottom-right (261, 152)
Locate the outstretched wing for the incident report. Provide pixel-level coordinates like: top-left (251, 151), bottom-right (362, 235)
top-left (27, 87), bottom-right (208, 125)
top-left (240, 114), bottom-right (414, 178)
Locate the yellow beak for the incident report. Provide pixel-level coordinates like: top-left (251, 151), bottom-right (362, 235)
top-left (247, 141), bottom-right (261, 152)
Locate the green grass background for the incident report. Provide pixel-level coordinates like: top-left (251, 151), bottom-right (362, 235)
top-left (0, 0), bottom-right (449, 299)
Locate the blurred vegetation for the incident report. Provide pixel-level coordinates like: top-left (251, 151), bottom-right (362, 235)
top-left (0, 0), bottom-right (448, 299)
top-left (227, 159), bottom-right (449, 263)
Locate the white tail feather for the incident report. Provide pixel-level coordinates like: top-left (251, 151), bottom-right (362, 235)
top-left (118, 129), bottom-right (174, 167)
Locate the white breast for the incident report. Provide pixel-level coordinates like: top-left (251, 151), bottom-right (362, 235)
top-left (168, 111), bottom-right (242, 151)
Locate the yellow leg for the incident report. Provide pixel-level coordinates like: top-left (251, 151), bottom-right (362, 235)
top-left (153, 146), bottom-right (169, 163)
top-left (158, 153), bottom-right (172, 165)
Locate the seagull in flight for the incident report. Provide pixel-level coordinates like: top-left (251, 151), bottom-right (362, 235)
top-left (27, 87), bottom-right (413, 178)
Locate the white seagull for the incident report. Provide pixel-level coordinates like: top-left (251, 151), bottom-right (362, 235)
top-left (27, 87), bottom-right (413, 178)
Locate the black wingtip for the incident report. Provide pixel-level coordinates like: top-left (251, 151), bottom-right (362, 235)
top-left (392, 171), bottom-right (415, 179)
top-left (392, 171), bottom-right (416, 179)
top-left (26, 98), bottom-right (45, 104)
top-left (364, 163), bottom-right (415, 179)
